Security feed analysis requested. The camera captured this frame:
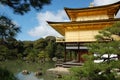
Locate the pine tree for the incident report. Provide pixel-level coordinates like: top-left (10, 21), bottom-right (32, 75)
top-left (61, 22), bottom-right (120, 80)
top-left (82, 21), bottom-right (120, 80)
top-left (0, 0), bottom-right (51, 15)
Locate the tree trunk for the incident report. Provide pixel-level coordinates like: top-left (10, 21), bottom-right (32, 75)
top-left (117, 54), bottom-right (120, 60)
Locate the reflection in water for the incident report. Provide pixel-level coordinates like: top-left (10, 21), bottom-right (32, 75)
top-left (16, 72), bottom-right (44, 80)
top-left (1, 60), bottom-right (55, 80)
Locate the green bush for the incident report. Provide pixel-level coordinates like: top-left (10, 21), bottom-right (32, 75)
top-left (0, 67), bottom-right (17, 80)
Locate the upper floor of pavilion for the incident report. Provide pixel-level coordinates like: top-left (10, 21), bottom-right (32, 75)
top-left (65, 1), bottom-right (120, 21)
top-left (47, 1), bottom-right (120, 43)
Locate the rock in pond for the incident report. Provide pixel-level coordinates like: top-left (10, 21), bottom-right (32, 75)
top-left (35, 71), bottom-right (43, 76)
top-left (22, 70), bottom-right (30, 75)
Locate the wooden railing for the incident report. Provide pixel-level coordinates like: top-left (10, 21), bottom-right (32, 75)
top-left (56, 37), bottom-right (65, 42)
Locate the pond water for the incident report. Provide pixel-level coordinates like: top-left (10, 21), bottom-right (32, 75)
top-left (0, 60), bottom-right (56, 80)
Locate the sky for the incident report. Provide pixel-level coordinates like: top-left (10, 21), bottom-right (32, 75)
top-left (0, 0), bottom-right (120, 41)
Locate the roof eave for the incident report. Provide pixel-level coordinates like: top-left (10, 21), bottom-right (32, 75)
top-left (64, 1), bottom-right (120, 11)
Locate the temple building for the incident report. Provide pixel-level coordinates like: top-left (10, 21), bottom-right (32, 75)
top-left (47, 1), bottom-right (120, 63)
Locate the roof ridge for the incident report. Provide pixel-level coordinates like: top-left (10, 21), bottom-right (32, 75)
top-left (64, 1), bottom-right (120, 10)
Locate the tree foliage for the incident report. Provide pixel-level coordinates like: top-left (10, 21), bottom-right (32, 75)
top-left (0, 34), bottom-right (64, 63)
top-left (34, 38), bottom-right (47, 50)
top-left (61, 22), bottom-right (120, 80)
top-left (0, 45), bottom-right (9, 61)
top-left (45, 40), bottom-right (56, 59)
top-left (55, 44), bottom-right (64, 59)
top-left (93, 21), bottom-right (120, 60)
top-left (26, 48), bottom-right (38, 62)
top-left (0, 15), bottom-right (20, 43)
top-left (0, 0), bottom-right (51, 15)
top-left (106, 21), bottom-right (120, 36)
top-left (0, 67), bottom-right (17, 80)
top-left (83, 22), bottom-right (120, 80)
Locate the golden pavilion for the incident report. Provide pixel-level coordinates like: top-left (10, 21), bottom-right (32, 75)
top-left (47, 1), bottom-right (120, 63)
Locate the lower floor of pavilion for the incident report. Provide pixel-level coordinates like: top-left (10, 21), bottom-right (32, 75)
top-left (61, 42), bottom-right (89, 63)
top-left (56, 42), bottom-right (89, 68)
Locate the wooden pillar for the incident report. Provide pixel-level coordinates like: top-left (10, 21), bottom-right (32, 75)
top-left (74, 50), bottom-right (77, 60)
top-left (78, 42), bottom-right (80, 62)
top-left (64, 43), bottom-right (66, 62)
top-left (70, 50), bottom-right (72, 60)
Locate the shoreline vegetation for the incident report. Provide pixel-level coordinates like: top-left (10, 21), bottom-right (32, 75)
top-left (0, 59), bottom-right (55, 80)
top-left (0, 35), bottom-right (65, 80)
top-left (0, 67), bottom-right (17, 80)
top-left (0, 36), bottom-right (64, 63)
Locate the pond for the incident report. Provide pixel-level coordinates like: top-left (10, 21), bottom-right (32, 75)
top-left (0, 60), bottom-right (56, 80)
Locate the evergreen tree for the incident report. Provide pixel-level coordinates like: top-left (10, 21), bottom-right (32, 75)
top-left (45, 40), bottom-right (56, 59)
top-left (0, 16), bottom-right (20, 44)
top-left (61, 22), bottom-right (120, 80)
top-left (82, 22), bottom-right (120, 80)
top-left (0, 67), bottom-right (17, 80)
top-left (0, 0), bottom-right (51, 15)
top-left (55, 44), bottom-right (64, 59)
